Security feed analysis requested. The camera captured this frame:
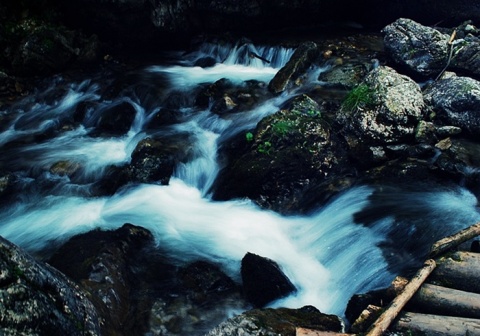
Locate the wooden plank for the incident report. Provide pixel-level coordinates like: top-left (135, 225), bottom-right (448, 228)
top-left (429, 222), bottom-right (480, 258)
top-left (392, 276), bottom-right (480, 318)
top-left (394, 312), bottom-right (480, 336)
top-left (365, 259), bottom-right (436, 336)
top-left (430, 251), bottom-right (480, 293)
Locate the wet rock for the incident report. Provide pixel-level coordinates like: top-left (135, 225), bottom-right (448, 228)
top-left (179, 261), bottom-right (238, 303)
top-left (50, 160), bottom-right (82, 177)
top-left (206, 306), bottom-right (343, 336)
top-left (318, 61), bottom-right (371, 89)
top-left (337, 66), bottom-right (425, 164)
top-left (127, 134), bottom-right (192, 185)
top-left (241, 252), bottom-right (296, 307)
top-left (0, 236), bottom-right (101, 336)
top-left (95, 101), bottom-right (137, 136)
top-left (269, 41), bottom-right (319, 94)
top-left (382, 18), bottom-right (449, 78)
top-left (424, 75), bottom-right (480, 137)
top-left (211, 94), bottom-right (238, 114)
top-left (213, 93), bottom-right (352, 213)
top-left (145, 108), bottom-right (181, 129)
top-left (431, 138), bottom-right (480, 195)
top-left (48, 223), bottom-right (155, 336)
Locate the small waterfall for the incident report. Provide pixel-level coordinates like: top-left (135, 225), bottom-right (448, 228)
top-left (185, 41), bottom-right (295, 68)
top-left (1, 39), bottom-right (480, 326)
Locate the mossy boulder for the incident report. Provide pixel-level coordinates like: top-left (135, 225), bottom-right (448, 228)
top-left (213, 93), bottom-right (352, 213)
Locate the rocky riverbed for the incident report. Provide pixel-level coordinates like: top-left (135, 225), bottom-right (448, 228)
top-left (2, 2), bottom-right (480, 334)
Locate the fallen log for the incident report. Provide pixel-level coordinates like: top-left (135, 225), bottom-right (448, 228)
top-left (295, 329), bottom-right (351, 336)
top-left (394, 312), bottom-right (480, 336)
top-left (429, 222), bottom-right (480, 258)
top-left (350, 305), bottom-right (381, 333)
top-left (430, 251), bottom-right (480, 293)
top-left (365, 259), bottom-right (436, 336)
top-left (392, 276), bottom-right (480, 318)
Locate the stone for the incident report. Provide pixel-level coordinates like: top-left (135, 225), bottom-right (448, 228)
top-left (206, 306), bottom-right (343, 336)
top-left (95, 101), bottom-right (137, 136)
top-left (268, 41), bottom-right (319, 94)
top-left (424, 75), bottom-right (480, 137)
top-left (382, 18), bottom-right (449, 78)
top-left (241, 252), bottom-right (296, 307)
top-left (0, 236), bottom-right (101, 336)
top-left (338, 66), bottom-right (425, 147)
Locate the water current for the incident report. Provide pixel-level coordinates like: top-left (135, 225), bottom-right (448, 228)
top-left (1, 41), bottom-right (479, 320)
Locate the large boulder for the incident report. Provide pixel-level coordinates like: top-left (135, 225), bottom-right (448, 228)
top-left (48, 224), bottom-right (155, 336)
top-left (206, 306), bottom-right (343, 336)
top-left (213, 93), bottom-right (353, 212)
top-left (383, 18), bottom-right (480, 80)
top-left (382, 18), bottom-right (450, 78)
top-left (0, 236), bottom-right (101, 336)
top-left (424, 74), bottom-right (480, 137)
top-left (337, 65), bottom-right (425, 166)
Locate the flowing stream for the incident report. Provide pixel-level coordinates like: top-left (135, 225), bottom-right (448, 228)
top-left (1, 41), bottom-right (480, 321)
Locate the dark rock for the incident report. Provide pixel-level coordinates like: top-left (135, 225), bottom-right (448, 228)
top-left (241, 252), bottom-right (296, 307)
top-left (127, 134), bottom-right (193, 185)
top-left (424, 74), bottom-right (480, 137)
top-left (145, 108), bottom-right (181, 129)
top-left (0, 236), bottom-right (101, 336)
top-left (179, 260), bottom-right (238, 304)
top-left (195, 78), bottom-right (236, 109)
top-left (206, 306), bottom-right (343, 336)
top-left (431, 138), bottom-right (480, 196)
top-left (345, 287), bottom-right (393, 324)
top-left (48, 223), bottom-right (155, 336)
top-left (194, 56), bottom-right (217, 68)
top-left (268, 41), bottom-right (319, 94)
top-left (213, 93), bottom-right (352, 212)
top-left (382, 18), bottom-right (449, 78)
top-left (211, 94), bottom-right (238, 114)
top-left (96, 101), bottom-right (137, 136)
top-left (318, 61), bottom-right (371, 89)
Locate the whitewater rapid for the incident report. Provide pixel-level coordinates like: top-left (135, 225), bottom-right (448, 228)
top-left (0, 41), bottom-right (479, 318)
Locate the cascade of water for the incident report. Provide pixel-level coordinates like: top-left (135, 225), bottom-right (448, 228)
top-left (1, 40), bottom-right (480, 323)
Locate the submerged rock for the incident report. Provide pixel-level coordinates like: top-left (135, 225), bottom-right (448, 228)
top-left (0, 236), bottom-right (101, 336)
top-left (206, 306), bottom-right (343, 336)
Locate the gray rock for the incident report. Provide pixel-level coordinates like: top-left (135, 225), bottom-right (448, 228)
top-left (424, 75), bottom-right (480, 136)
top-left (338, 65), bottom-right (425, 146)
top-left (206, 306), bottom-right (343, 336)
top-left (382, 18), bottom-right (449, 77)
top-left (0, 236), bottom-right (101, 336)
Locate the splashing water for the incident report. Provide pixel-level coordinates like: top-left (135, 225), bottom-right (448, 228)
top-left (0, 41), bottom-right (479, 320)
